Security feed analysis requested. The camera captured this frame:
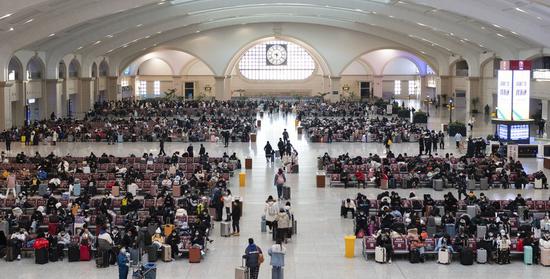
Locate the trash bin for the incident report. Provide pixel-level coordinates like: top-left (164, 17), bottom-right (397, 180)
top-left (239, 172), bottom-right (246, 187)
top-left (344, 235), bottom-right (356, 258)
top-left (250, 133), bottom-right (257, 142)
top-left (143, 263), bottom-right (157, 279)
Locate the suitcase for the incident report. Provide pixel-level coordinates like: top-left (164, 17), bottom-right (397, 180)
top-left (261, 216), bottom-right (267, 233)
top-left (235, 258), bottom-right (250, 279)
top-left (467, 179), bottom-right (476, 190)
top-left (541, 248), bottom-right (550, 266)
top-left (147, 246), bottom-right (158, 262)
top-left (466, 205), bottom-right (477, 217)
top-left (129, 247), bottom-right (141, 265)
top-left (35, 248), bottom-right (49, 264)
top-left (221, 222), bottom-right (231, 237)
top-left (292, 219), bottom-right (297, 235)
top-left (73, 184), bottom-right (81, 196)
top-left (49, 247), bottom-right (59, 262)
top-left (524, 246), bottom-right (533, 265)
top-left (118, 134), bottom-right (123, 143)
top-left (245, 158), bottom-right (252, 169)
top-left (380, 179), bottom-right (388, 190)
top-left (433, 179), bottom-right (443, 191)
top-left (445, 224), bottom-right (456, 238)
top-left (112, 186), bottom-right (120, 197)
top-left (460, 248), bottom-right (474, 265)
top-left (5, 246), bottom-right (16, 262)
top-left (438, 249), bottom-right (451, 264)
top-left (479, 177), bottom-right (489, 190)
top-left (409, 249), bottom-right (421, 263)
top-left (161, 244), bottom-right (172, 262)
top-left (375, 246), bottom-right (387, 263)
top-left (189, 247), bottom-right (201, 263)
top-left (476, 225), bottom-right (487, 239)
top-left (477, 248), bottom-right (487, 264)
top-left (68, 245), bottom-right (80, 262)
top-left (80, 245), bottom-right (91, 261)
top-left (96, 250), bottom-right (110, 268)
top-left (282, 186), bottom-right (291, 200)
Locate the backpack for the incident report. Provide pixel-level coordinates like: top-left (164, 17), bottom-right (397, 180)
top-left (276, 174), bottom-right (285, 185)
top-left (268, 204), bottom-right (278, 216)
top-left (121, 198), bottom-right (128, 207)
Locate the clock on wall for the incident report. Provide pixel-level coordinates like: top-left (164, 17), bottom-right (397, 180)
top-left (266, 44), bottom-right (288, 66)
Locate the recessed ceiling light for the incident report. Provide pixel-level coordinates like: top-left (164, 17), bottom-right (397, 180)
top-left (145, 35), bottom-right (151, 39)
top-left (496, 33), bottom-right (505, 38)
top-left (136, 24), bottom-right (143, 27)
top-left (354, 9), bottom-right (363, 12)
top-left (0, 14), bottom-right (12, 20)
top-left (515, 7), bottom-right (528, 14)
top-left (158, 1), bottom-right (166, 5)
top-left (481, 26), bottom-right (485, 30)
top-left (537, 16), bottom-right (542, 20)
top-left (195, 30), bottom-right (200, 33)
top-left (511, 31), bottom-right (518, 35)
top-left (8, 27), bottom-right (14, 31)
top-left (77, 46), bottom-right (83, 50)
top-left (372, 11), bottom-right (377, 14)
top-left (492, 24), bottom-right (501, 28)
top-left (157, 31), bottom-right (162, 34)
top-left (48, 33), bottom-right (55, 37)
top-left (388, 15), bottom-right (394, 18)
top-left (153, 43), bottom-right (158, 46)
top-left (24, 18), bottom-right (34, 24)
top-left (106, 34), bottom-right (114, 38)
top-left (93, 40), bottom-right (102, 45)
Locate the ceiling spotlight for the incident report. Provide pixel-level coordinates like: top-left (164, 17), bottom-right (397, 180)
top-left (8, 27), bottom-right (14, 31)
top-left (0, 14), bottom-right (12, 20)
top-left (24, 18), bottom-right (34, 24)
top-left (48, 33), bottom-right (55, 37)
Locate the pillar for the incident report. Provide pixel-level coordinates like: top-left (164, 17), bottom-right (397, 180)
top-left (0, 82), bottom-right (13, 130)
top-left (77, 78), bottom-right (93, 116)
top-left (372, 75), bottom-right (383, 99)
top-left (214, 76), bottom-right (224, 100)
top-left (328, 76), bottom-right (341, 103)
top-left (106, 76), bottom-right (119, 101)
top-left (468, 77), bottom-right (481, 115)
top-left (542, 100), bottom-right (549, 121)
top-left (45, 79), bottom-right (63, 119)
top-left (439, 75), bottom-right (452, 103)
top-left (224, 76), bottom-right (231, 100)
top-left (420, 76), bottom-right (430, 99)
top-left (172, 76), bottom-right (183, 97)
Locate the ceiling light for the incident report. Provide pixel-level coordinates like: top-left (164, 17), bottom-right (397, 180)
top-left (77, 46), bottom-right (83, 50)
top-left (195, 30), bottom-right (200, 33)
top-left (537, 16), bottom-right (542, 20)
top-left (492, 24), bottom-right (501, 28)
top-left (157, 31), bottom-right (162, 34)
top-left (389, 15), bottom-right (394, 18)
top-left (93, 40), bottom-right (102, 45)
top-left (496, 33), bottom-right (505, 38)
top-left (106, 34), bottom-right (114, 38)
top-left (481, 26), bottom-right (485, 30)
top-left (48, 33), bottom-right (55, 37)
top-left (417, 22), bottom-right (427, 26)
top-left (515, 7), bottom-right (528, 14)
top-left (136, 24), bottom-right (143, 27)
top-left (145, 35), bottom-right (151, 39)
top-left (153, 43), bottom-right (158, 46)
top-left (354, 9), bottom-right (362, 12)
top-left (24, 18), bottom-right (34, 24)
top-left (158, 1), bottom-right (166, 5)
top-left (8, 27), bottom-right (14, 31)
top-left (0, 14), bottom-right (12, 20)
top-left (511, 31), bottom-right (518, 35)
top-left (372, 11), bottom-right (377, 14)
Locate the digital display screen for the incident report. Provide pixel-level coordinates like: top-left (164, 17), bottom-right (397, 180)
top-left (497, 70), bottom-right (513, 120)
top-left (498, 124), bottom-right (508, 140)
top-left (510, 125), bottom-right (529, 140)
top-left (512, 70), bottom-right (530, 120)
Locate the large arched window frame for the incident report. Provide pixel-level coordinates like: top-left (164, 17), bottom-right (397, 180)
top-left (238, 40), bottom-right (316, 80)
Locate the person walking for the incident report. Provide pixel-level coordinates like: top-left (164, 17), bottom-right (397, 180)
top-left (268, 240), bottom-right (286, 279)
top-left (231, 199), bottom-right (242, 236)
top-left (4, 131), bottom-right (11, 152)
top-left (438, 131), bottom-right (445, 149)
top-left (454, 132), bottom-right (463, 149)
top-left (273, 169), bottom-right (286, 200)
top-left (244, 238), bottom-right (263, 279)
top-left (275, 209), bottom-right (290, 244)
top-left (159, 136), bottom-right (166, 156)
top-left (264, 141), bottom-right (274, 163)
top-left (282, 129), bottom-right (289, 144)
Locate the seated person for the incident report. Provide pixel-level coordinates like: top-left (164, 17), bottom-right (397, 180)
top-left (435, 234), bottom-right (455, 253)
top-left (375, 228), bottom-right (393, 263)
top-left (406, 228), bottom-right (425, 262)
top-left (151, 228), bottom-right (165, 249)
top-left (341, 198), bottom-right (356, 218)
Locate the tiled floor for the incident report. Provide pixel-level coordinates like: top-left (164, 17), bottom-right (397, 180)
top-left (2, 106), bottom-right (550, 279)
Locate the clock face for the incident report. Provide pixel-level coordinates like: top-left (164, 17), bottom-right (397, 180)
top-left (266, 44), bottom-right (288, 66)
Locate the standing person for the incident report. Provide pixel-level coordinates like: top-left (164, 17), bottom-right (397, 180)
top-left (199, 144), bottom-right (206, 156)
top-left (244, 238), bottom-right (263, 279)
top-left (438, 131), bottom-right (445, 149)
top-left (264, 196), bottom-right (279, 233)
top-left (424, 133), bottom-right (432, 155)
top-left (454, 132), bottom-right (463, 149)
top-left (51, 130), bottom-right (58, 146)
top-left (457, 173), bottom-right (467, 200)
top-left (264, 141), bottom-right (274, 163)
top-left (187, 144), bottom-right (194, 157)
top-left (418, 135), bottom-right (424, 155)
top-left (273, 169), bottom-right (286, 200)
top-left (268, 240), bottom-right (286, 279)
top-left (231, 199), bottom-right (242, 236)
top-left (4, 131), bottom-right (11, 152)
top-left (327, 128), bottom-right (333, 144)
top-left (117, 248), bottom-right (130, 279)
top-left (282, 129), bottom-right (289, 144)
top-left (277, 138), bottom-right (285, 159)
top-left (275, 208), bottom-right (290, 244)
top-left (223, 130), bottom-right (230, 148)
top-left (6, 171), bottom-right (17, 199)
top-left (158, 136), bottom-right (166, 156)
top-left (223, 189), bottom-right (233, 222)
top-left (432, 131), bottom-right (438, 152)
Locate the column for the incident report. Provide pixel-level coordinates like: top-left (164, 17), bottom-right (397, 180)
top-left (542, 100), bottom-right (549, 121)
top-left (78, 78), bottom-right (93, 116)
top-left (329, 76), bottom-right (341, 103)
top-left (224, 75), bottom-right (231, 100)
top-left (106, 76), bottom-right (119, 101)
top-left (468, 76), bottom-right (481, 115)
top-left (172, 76), bottom-right (183, 97)
top-left (0, 82), bottom-right (13, 130)
top-left (420, 76), bottom-right (430, 99)
top-left (439, 75), bottom-right (452, 104)
top-left (45, 79), bottom-right (63, 119)
top-left (372, 75), bottom-right (383, 99)
top-left (214, 76), bottom-right (224, 100)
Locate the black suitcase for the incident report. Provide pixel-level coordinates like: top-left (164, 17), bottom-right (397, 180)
top-left (409, 249), bottom-right (421, 263)
top-left (5, 246), bottom-right (16, 262)
top-left (96, 250), bottom-right (110, 268)
top-left (68, 244), bottom-right (80, 262)
top-left (148, 246), bottom-right (158, 262)
top-left (49, 247), bottom-right (59, 262)
top-left (282, 186), bottom-right (291, 200)
top-left (35, 248), bottom-right (49, 265)
top-left (460, 248), bottom-right (474, 265)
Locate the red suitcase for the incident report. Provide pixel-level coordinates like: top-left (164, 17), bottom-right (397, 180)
top-left (80, 245), bottom-right (91, 261)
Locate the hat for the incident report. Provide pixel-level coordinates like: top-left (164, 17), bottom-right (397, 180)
top-left (155, 228), bottom-right (161, 234)
top-left (56, 202), bottom-right (62, 209)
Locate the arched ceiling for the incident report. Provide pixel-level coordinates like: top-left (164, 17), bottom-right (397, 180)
top-left (2, 0), bottom-right (550, 79)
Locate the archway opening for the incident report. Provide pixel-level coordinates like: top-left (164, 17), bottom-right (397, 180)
top-left (27, 56), bottom-right (44, 80)
top-left (8, 57), bottom-right (23, 81)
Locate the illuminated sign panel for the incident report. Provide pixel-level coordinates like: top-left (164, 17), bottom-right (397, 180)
top-left (497, 70), bottom-right (513, 120)
top-left (512, 70), bottom-right (530, 120)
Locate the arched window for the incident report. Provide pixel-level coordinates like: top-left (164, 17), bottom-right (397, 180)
top-left (238, 40), bottom-right (315, 80)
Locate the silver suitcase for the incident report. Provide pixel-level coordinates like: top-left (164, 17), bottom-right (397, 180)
top-left (477, 225), bottom-right (487, 239)
top-left (438, 249), bottom-right (451, 264)
top-left (221, 222), bottom-right (231, 237)
top-left (479, 177), bottom-right (489, 190)
top-left (477, 248), bottom-right (487, 264)
top-left (375, 246), bottom-right (387, 263)
top-left (467, 205), bottom-right (477, 217)
top-left (235, 259), bottom-right (250, 279)
top-left (433, 179), bottom-right (444, 191)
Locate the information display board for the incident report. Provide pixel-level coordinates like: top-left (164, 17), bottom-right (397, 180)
top-left (497, 70), bottom-right (513, 120)
top-left (512, 70), bottom-right (530, 120)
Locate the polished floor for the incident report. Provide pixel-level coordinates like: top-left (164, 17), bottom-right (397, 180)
top-left (2, 105), bottom-right (550, 279)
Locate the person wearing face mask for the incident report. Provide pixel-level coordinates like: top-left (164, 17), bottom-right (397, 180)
top-left (117, 247), bottom-right (130, 279)
top-left (165, 230), bottom-right (180, 260)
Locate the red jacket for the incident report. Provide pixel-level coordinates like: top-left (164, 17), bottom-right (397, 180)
top-left (33, 238), bottom-right (49, 250)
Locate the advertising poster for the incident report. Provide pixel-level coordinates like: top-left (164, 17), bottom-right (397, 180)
top-left (512, 70), bottom-right (530, 120)
top-left (497, 70), bottom-right (513, 120)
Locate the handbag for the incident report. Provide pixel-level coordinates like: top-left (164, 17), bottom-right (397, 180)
top-left (258, 253), bottom-right (265, 264)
